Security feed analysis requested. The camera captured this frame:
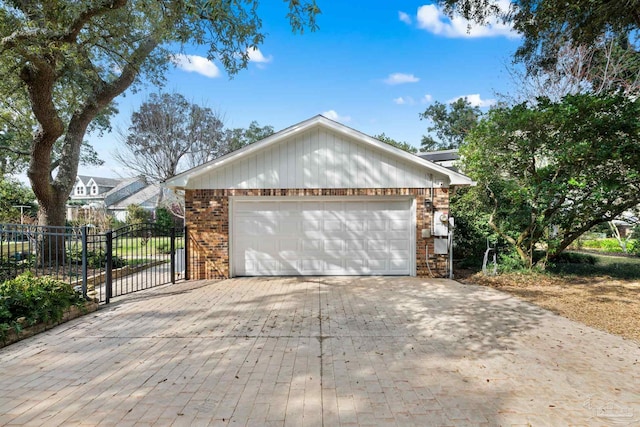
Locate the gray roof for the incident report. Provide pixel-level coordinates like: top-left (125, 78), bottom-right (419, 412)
top-left (417, 149), bottom-right (459, 163)
top-left (103, 177), bottom-right (147, 206)
top-left (109, 184), bottom-right (172, 209)
top-left (77, 175), bottom-right (122, 188)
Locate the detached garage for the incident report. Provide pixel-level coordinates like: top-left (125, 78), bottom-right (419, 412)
top-left (165, 115), bottom-right (473, 279)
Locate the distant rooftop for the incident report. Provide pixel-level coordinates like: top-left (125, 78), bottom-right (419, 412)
top-left (417, 149), bottom-right (459, 163)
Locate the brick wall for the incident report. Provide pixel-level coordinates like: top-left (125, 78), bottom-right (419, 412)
top-left (185, 188), bottom-right (450, 280)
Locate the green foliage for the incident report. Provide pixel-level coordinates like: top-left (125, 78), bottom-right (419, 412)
top-left (497, 249), bottom-right (528, 273)
top-left (223, 121), bottom-right (275, 154)
top-left (155, 208), bottom-right (176, 234)
top-left (435, 1), bottom-right (640, 70)
top-left (450, 186), bottom-right (494, 261)
top-left (420, 98), bottom-right (481, 151)
top-left (0, 1), bottom-right (319, 230)
top-left (578, 239), bottom-right (639, 254)
top-left (0, 178), bottom-right (36, 222)
top-left (461, 93), bottom-right (640, 267)
top-left (374, 133), bottom-right (417, 154)
top-left (66, 247), bottom-right (125, 269)
top-left (0, 273), bottom-right (85, 341)
top-left (126, 205), bottom-right (152, 226)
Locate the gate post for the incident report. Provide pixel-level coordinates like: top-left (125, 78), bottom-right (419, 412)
top-left (184, 226), bottom-right (189, 281)
top-left (81, 226), bottom-right (88, 299)
top-left (105, 230), bottom-right (113, 304)
top-left (170, 227), bottom-right (176, 284)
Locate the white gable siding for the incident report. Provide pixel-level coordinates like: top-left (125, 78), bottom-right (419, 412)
top-left (188, 129), bottom-right (444, 189)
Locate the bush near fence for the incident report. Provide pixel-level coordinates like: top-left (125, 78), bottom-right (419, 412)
top-left (0, 273), bottom-right (88, 343)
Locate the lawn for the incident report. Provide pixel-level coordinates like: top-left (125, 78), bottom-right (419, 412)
top-left (2, 236), bottom-right (185, 260)
top-left (459, 253), bottom-right (640, 343)
top-left (112, 236), bottom-right (185, 258)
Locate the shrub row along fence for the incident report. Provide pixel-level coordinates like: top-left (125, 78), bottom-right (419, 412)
top-left (0, 223), bottom-right (189, 304)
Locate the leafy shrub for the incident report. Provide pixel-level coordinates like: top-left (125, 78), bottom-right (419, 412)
top-left (629, 240), bottom-right (639, 256)
top-left (497, 249), bottom-right (527, 273)
top-left (126, 204), bottom-right (152, 225)
top-left (553, 252), bottom-right (598, 265)
top-left (155, 207), bottom-right (177, 235)
top-left (0, 273), bottom-right (85, 341)
top-left (87, 249), bottom-right (126, 269)
top-left (67, 247), bottom-right (126, 268)
top-left (579, 238), bottom-right (627, 253)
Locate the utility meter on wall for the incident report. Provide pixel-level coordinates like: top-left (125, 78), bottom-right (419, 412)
top-left (433, 210), bottom-right (449, 237)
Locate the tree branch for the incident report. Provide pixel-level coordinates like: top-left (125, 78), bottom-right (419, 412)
top-left (0, 145), bottom-right (30, 157)
top-left (60, 0), bottom-right (129, 43)
top-left (54, 37), bottom-right (159, 193)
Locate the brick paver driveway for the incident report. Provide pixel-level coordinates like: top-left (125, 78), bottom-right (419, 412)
top-left (1, 277), bottom-right (639, 426)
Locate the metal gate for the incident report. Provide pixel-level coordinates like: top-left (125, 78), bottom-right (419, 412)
top-left (104, 223), bottom-right (186, 303)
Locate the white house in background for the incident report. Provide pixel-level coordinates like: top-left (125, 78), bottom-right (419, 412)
top-left (67, 175), bottom-right (172, 222)
top-left (72, 175), bottom-right (121, 199)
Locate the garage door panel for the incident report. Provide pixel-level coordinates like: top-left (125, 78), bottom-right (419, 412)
top-left (320, 221), bottom-right (340, 232)
top-left (367, 220), bottom-right (387, 231)
top-left (390, 219), bottom-right (410, 231)
top-left (233, 199), bottom-right (412, 276)
top-left (302, 220), bottom-right (321, 231)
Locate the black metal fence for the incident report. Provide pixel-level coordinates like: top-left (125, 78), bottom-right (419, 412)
top-left (0, 223), bottom-right (186, 304)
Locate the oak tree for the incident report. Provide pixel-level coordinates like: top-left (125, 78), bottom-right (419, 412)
top-left (461, 93), bottom-right (640, 267)
top-left (420, 98), bottom-right (481, 151)
top-left (0, 0), bottom-right (319, 238)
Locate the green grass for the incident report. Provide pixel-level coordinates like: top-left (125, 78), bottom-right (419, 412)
top-left (112, 237), bottom-right (185, 257)
top-left (0, 241), bottom-right (33, 256)
top-left (3, 237), bottom-right (185, 260)
top-left (549, 252), bottom-right (640, 280)
top-left (572, 237), bottom-right (638, 254)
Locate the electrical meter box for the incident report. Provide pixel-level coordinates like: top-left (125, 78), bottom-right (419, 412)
top-left (433, 210), bottom-right (449, 237)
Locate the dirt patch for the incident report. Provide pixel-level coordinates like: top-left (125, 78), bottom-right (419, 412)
top-left (459, 271), bottom-right (640, 344)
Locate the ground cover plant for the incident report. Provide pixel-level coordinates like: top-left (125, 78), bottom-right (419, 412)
top-left (0, 273), bottom-right (86, 342)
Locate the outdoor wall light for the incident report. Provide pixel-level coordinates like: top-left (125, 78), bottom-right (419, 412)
top-left (424, 199), bottom-right (434, 211)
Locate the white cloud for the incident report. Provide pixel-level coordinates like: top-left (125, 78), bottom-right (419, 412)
top-left (393, 96), bottom-right (417, 105)
top-left (247, 47), bottom-right (273, 64)
top-left (384, 73), bottom-right (420, 85)
top-left (172, 54), bottom-right (220, 78)
top-left (448, 93), bottom-right (496, 108)
top-left (398, 11), bottom-right (412, 25)
top-left (322, 110), bottom-right (351, 123)
top-left (422, 94), bottom-right (433, 103)
top-left (415, 1), bottom-right (518, 39)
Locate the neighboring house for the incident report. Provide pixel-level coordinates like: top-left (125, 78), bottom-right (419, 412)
top-left (165, 115), bottom-right (473, 279)
top-left (418, 149), bottom-right (460, 171)
top-left (108, 184), bottom-right (176, 222)
top-left (71, 175), bottom-right (121, 201)
top-left (67, 175), bottom-right (171, 222)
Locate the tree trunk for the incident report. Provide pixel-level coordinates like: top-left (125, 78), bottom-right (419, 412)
top-left (35, 186), bottom-right (69, 266)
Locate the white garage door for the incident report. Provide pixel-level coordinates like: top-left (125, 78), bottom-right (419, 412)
top-left (232, 198), bottom-right (414, 276)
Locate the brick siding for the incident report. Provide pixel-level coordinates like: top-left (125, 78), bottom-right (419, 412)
top-left (185, 188), bottom-right (450, 280)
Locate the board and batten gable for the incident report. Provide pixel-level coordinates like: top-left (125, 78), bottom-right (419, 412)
top-left (187, 127), bottom-right (447, 190)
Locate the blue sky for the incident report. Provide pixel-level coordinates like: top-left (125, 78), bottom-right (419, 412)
top-left (85, 1), bottom-right (521, 178)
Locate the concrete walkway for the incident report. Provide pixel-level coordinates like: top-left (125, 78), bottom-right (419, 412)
top-left (0, 277), bottom-right (639, 426)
